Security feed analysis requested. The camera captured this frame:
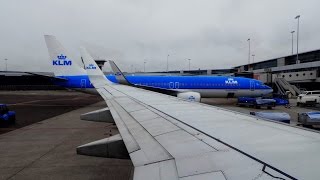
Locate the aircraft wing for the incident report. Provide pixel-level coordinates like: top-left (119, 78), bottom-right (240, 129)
top-left (81, 47), bottom-right (320, 180)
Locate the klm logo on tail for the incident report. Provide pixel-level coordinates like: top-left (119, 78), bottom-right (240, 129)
top-left (86, 64), bottom-right (97, 70)
top-left (53, 54), bottom-right (72, 66)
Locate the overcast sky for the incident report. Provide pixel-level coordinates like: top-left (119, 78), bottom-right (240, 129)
top-left (0, 0), bottom-right (319, 72)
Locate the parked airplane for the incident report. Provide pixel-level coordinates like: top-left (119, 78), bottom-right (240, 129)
top-left (44, 35), bottom-right (273, 101)
top-left (79, 47), bottom-right (320, 179)
top-left (107, 61), bottom-right (273, 99)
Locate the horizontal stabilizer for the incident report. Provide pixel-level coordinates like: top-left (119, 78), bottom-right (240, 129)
top-left (76, 134), bottom-right (129, 159)
top-left (80, 108), bottom-right (114, 123)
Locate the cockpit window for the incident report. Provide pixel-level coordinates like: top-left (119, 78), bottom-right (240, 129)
top-left (256, 81), bottom-right (263, 86)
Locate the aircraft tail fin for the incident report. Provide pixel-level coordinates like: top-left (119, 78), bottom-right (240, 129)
top-left (44, 35), bottom-right (86, 76)
top-left (109, 60), bottom-right (131, 85)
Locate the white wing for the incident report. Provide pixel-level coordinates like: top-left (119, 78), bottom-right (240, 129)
top-left (80, 47), bottom-right (320, 180)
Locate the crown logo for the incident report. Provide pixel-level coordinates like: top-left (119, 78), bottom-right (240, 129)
top-left (85, 63), bottom-right (97, 69)
top-left (57, 54), bottom-right (67, 60)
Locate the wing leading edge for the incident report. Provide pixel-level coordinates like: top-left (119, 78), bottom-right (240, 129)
top-left (80, 47), bottom-right (320, 180)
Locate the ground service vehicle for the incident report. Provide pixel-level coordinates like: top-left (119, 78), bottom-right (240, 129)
top-left (297, 91), bottom-right (320, 107)
top-left (272, 94), bottom-right (289, 106)
top-left (0, 104), bottom-right (16, 124)
top-left (298, 112), bottom-right (320, 127)
top-left (237, 97), bottom-right (276, 109)
top-left (250, 112), bottom-right (290, 124)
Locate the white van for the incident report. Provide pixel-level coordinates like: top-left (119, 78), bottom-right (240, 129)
top-left (297, 91), bottom-right (320, 106)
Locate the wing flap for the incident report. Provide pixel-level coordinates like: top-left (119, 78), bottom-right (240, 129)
top-left (109, 97), bottom-right (173, 166)
top-left (106, 99), bottom-right (140, 153)
top-left (133, 159), bottom-right (179, 180)
top-left (180, 171), bottom-right (226, 180)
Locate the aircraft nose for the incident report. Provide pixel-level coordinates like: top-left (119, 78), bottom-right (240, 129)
top-left (265, 86), bottom-right (273, 94)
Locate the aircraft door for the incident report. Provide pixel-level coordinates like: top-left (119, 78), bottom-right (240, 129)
top-left (169, 82), bottom-right (174, 89)
top-left (250, 80), bottom-right (255, 91)
top-left (81, 79), bottom-right (86, 89)
top-left (175, 82), bottom-right (179, 89)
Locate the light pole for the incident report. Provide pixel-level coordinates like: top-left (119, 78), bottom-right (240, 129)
top-left (143, 61), bottom-right (146, 72)
top-left (252, 54), bottom-right (255, 63)
top-left (4, 59), bottom-right (7, 71)
top-left (295, 15), bottom-right (300, 64)
top-left (291, 31), bottom-right (295, 55)
top-left (247, 38), bottom-right (251, 64)
top-left (188, 59), bottom-right (191, 71)
top-left (166, 54), bottom-right (169, 72)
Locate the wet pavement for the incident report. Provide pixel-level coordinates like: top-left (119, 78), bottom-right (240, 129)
top-left (0, 91), bottom-right (102, 134)
top-left (0, 91), bottom-right (133, 180)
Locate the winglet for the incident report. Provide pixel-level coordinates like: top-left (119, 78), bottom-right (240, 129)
top-left (80, 47), bottom-right (110, 88)
top-left (109, 60), bottom-right (131, 85)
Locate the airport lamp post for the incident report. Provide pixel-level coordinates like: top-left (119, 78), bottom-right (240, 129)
top-left (295, 15), bottom-right (300, 64)
top-left (291, 31), bottom-right (295, 55)
top-left (247, 38), bottom-right (251, 64)
top-left (4, 59), bottom-right (7, 71)
top-left (188, 59), bottom-right (191, 71)
top-left (166, 54), bottom-right (169, 72)
top-left (252, 54), bottom-right (255, 63)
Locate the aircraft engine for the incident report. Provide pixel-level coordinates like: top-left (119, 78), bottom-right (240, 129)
top-left (177, 92), bottom-right (201, 102)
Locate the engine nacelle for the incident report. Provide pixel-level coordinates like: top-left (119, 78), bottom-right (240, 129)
top-left (177, 92), bottom-right (201, 102)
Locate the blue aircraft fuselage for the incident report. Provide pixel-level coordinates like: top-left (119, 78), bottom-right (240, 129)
top-left (55, 74), bottom-right (273, 98)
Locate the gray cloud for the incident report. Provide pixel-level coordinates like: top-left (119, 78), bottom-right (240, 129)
top-left (0, 0), bottom-right (319, 72)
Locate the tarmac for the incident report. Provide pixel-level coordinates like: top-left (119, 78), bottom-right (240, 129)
top-left (0, 91), bottom-right (102, 134)
top-left (0, 91), bottom-right (133, 180)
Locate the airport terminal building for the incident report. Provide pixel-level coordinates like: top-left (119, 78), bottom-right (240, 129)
top-left (234, 49), bottom-right (320, 90)
top-left (159, 49), bottom-right (320, 94)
